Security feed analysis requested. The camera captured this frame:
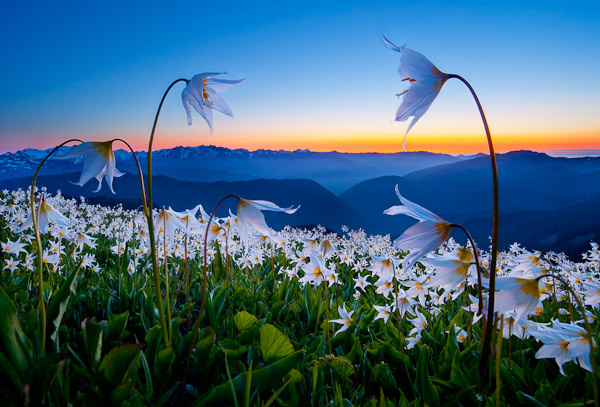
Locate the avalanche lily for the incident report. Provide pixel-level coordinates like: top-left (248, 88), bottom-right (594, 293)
top-left (236, 197), bottom-right (299, 246)
top-left (384, 185), bottom-right (452, 272)
top-left (182, 72), bottom-right (244, 134)
top-left (382, 33), bottom-right (450, 151)
top-left (329, 304), bottom-right (355, 336)
top-left (18, 198), bottom-right (70, 233)
top-left (58, 141), bottom-right (124, 194)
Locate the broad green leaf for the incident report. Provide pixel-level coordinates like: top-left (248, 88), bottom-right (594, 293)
top-left (108, 310), bottom-right (129, 340)
top-left (82, 318), bottom-right (103, 368)
top-left (330, 356), bottom-right (355, 381)
top-left (155, 347), bottom-right (175, 377)
top-left (0, 351), bottom-right (24, 389)
top-left (235, 311), bottom-right (257, 332)
top-left (260, 324), bottom-right (294, 365)
top-left (287, 368), bottom-right (302, 384)
top-left (516, 391), bottom-right (548, 407)
top-left (415, 345), bottom-right (439, 407)
top-left (144, 325), bottom-right (162, 371)
top-left (99, 343), bottom-right (142, 386)
top-left (0, 286), bottom-right (33, 382)
top-left (194, 350), bottom-right (303, 407)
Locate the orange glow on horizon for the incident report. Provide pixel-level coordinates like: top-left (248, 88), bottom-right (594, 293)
top-left (10, 129), bottom-right (599, 156)
top-left (147, 130), bottom-right (600, 155)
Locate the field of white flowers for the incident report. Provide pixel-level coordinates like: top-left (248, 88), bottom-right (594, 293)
top-left (1, 187), bottom-right (599, 406)
top-left (2, 34), bottom-right (599, 407)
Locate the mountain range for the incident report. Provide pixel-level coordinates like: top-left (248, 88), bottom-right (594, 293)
top-left (0, 145), bottom-right (470, 194)
top-left (1, 145), bottom-right (599, 260)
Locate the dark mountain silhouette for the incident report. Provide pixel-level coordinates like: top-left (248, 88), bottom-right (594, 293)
top-left (2, 149), bottom-right (599, 260)
top-left (0, 173), bottom-right (361, 233)
top-left (338, 151), bottom-right (600, 260)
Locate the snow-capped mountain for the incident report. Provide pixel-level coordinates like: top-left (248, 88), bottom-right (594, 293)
top-left (1, 145), bottom-right (465, 193)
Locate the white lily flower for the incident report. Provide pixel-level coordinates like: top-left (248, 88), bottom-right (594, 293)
top-left (154, 207), bottom-right (186, 240)
top-left (181, 72), bottom-right (244, 134)
top-left (492, 276), bottom-right (543, 323)
top-left (384, 185), bottom-right (452, 272)
top-left (236, 198), bottom-right (299, 246)
top-left (329, 304), bottom-right (355, 336)
top-left (18, 198), bottom-right (70, 233)
top-left (383, 33), bottom-right (450, 151)
top-left (58, 141), bottom-right (124, 194)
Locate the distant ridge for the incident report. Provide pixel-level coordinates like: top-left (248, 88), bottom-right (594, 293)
top-left (1, 148), bottom-right (599, 259)
top-left (0, 144), bottom-right (464, 193)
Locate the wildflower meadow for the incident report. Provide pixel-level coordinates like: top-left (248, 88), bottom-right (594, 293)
top-left (0, 36), bottom-right (598, 407)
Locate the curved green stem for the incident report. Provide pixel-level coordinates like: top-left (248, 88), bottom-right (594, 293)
top-left (448, 74), bottom-right (499, 375)
top-left (30, 138), bottom-right (83, 354)
top-left (146, 78), bottom-right (188, 348)
top-left (111, 138), bottom-right (148, 211)
top-left (184, 193), bottom-right (239, 381)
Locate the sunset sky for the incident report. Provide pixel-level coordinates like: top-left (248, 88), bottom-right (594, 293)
top-left (1, 1), bottom-right (599, 155)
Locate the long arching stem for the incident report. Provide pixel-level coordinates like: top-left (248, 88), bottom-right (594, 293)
top-left (184, 193), bottom-right (239, 381)
top-left (448, 74), bottom-right (499, 375)
top-left (111, 138), bottom-right (148, 211)
top-left (29, 138), bottom-right (83, 354)
top-left (146, 78), bottom-right (188, 348)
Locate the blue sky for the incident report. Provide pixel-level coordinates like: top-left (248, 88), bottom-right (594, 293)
top-left (1, 0), bottom-right (599, 154)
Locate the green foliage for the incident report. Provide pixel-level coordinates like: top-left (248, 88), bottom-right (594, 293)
top-left (259, 323), bottom-right (294, 364)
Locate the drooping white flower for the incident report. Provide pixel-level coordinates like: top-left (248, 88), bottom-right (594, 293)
top-left (236, 198), bottom-right (299, 246)
top-left (58, 141), bottom-right (124, 194)
top-left (383, 33), bottom-right (450, 151)
top-left (18, 198), bottom-right (70, 233)
top-left (154, 208), bottom-right (186, 240)
top-left (492, 276), bottom-right (543, 323)
top-left (384, 185), bottom-right (452, 272)
top-left (181, 72), bottom-right (244, 134)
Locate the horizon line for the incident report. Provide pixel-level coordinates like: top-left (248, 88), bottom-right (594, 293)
top-left (4, 143), bottom-right (600, 158)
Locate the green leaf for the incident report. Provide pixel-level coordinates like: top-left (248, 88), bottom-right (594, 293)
top-left (235, 311), bottom-right (257, 332)
top-left (516, 391), bottom-right (548, 407)
top-left (82, 318), bottom-right (103, 369)
top-left (99, 343), bottom-right (142, 386)
top-left (534, 384), bottom-right (555, 406)
top-left (0, 286), bottom-right (33, 382)
top-left (0, 351), bottom-right (24, 389)
top-left (288, 368), bottom-right (302, 384)
top-left (155, 347), bottom-right (175, 378)
top-left (108, 310), bottom-right (130, 340)
top-left (219, 339), bottom-right (249, 359)
top-left (415, 345), bottom-right (439, 407)
top-left (194, 350), bottom-right (303, 407)
top-left (144, 325), bottom-right (162, 371)
top-left (329, 356), bottom-right (355, 381)
top-left (259, 324), bottom-right (294, 365)
top-left (46, 262), bottom-right (81, 347)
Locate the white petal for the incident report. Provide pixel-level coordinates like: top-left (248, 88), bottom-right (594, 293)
top-left (244, 199), bottom-right (300, 214)
top-left (381, 32), bottom-right (405, 53)
top-left (207, 91), bottom-right (234, 117)
top-left (399, 48), bottom-right (445, 81)
top-left (394, 185), bottom-right (443, 222)
top-left (205, 78), bottom-right (245, 93)
top-left (237, 199), bottom-right (273, 239)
